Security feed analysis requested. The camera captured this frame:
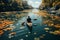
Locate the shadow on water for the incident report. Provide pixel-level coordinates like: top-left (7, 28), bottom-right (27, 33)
top-left (26, 24), bottom-right (32, 32)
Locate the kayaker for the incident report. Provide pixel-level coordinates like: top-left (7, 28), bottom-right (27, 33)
top-left (27, 16), bottom-right (31, 23)
top-left (27, 16), bottom-right (32, 32)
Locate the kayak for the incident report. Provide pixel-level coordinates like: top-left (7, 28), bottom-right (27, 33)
top-left (26, 22), bottom-right (32, 32)
top-left (26, 22), bottom-right (32, 27)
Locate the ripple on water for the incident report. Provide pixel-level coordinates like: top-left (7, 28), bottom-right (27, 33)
top-left (19, 39), bottom-right (24, 40)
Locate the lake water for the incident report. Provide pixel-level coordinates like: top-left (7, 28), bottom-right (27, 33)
top-left (0, 9), bottom-right (60, 40)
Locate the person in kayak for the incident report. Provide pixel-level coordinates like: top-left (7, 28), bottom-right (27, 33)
top-left (27, 16), bottom-right (32, 32)
top-left (27, 16), bottom-right (32, 23)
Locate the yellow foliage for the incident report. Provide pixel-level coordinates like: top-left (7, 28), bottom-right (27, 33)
top-left (53, 2), bottom-right (60, 6)
top-left (0, 30), bottom-right (4, 36)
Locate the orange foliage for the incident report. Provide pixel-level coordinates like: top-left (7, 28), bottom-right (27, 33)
top-left (54, 24), bottom-right (60, 28)
top-left (9, 32), bottom-right (16, 35)
top-left (3, 28), bottom-right (13, 31)
top-left (54, 30), bottom-right (60, 35)
top-left (0, 30), bottom-right (4, 36)
top-left (0, 20), bottom-right (13, 29)
top-left (53, 2), bottom-right (60, 6)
